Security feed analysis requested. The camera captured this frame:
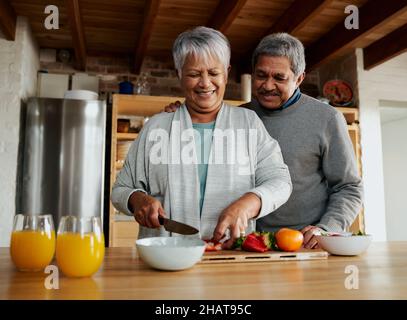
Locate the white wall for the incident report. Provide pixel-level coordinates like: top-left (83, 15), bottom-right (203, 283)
top-left (0, 17), bottom-right (39, 246)
top-left (380, 104), bottom-right (407, 241)
top-left (356, 49), bottom-right (407, 241)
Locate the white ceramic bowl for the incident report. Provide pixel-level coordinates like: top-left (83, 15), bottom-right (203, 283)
top-left (135, 237), bottom-right (206, 271)
top-left (316, 235), bottom-right (372, 256)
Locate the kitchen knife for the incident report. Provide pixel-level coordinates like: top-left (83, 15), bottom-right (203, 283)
top-left (158, 216), bottom-right (199, 235)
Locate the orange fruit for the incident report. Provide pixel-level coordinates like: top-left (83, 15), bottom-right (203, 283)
top-left (275, 228), bottom-right (304, 252)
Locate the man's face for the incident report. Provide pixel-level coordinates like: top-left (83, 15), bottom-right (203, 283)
top-left (252, 55), bottom-right (305, 110)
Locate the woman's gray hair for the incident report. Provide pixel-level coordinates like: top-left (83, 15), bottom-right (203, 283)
top-left (252, 33), bottom-right (306, 76)
top-left (172, 26), bottom-right (231, 77)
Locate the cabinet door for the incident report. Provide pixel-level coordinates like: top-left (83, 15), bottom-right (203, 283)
top-left (112, 221), bottom-right (139, 247)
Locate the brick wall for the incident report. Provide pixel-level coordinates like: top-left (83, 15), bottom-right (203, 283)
top-left (301, 69), bottom-right (321, 98)
top-left (40, 49), bottom-right (331, 101)
top-left (40, 53), bottom-right (243, 100)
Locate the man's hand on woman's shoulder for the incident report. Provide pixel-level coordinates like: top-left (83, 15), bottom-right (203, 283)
top-left (163, 100), bottom-right (182, 113)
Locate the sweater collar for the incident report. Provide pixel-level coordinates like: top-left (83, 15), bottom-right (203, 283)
top-left (275, 88), bottom-right (301, 111)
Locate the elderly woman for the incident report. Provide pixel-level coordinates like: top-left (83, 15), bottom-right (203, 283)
top-left (111, 26), bottom-right (292, 248)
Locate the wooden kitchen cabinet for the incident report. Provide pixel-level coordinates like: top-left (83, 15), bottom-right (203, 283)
top-left (109, 95), bottom-right (363, 246)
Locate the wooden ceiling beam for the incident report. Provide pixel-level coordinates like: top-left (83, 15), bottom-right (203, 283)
top-left (363, 23), bottom-right (407, 70)
top-left (0, 0), bottom-right (17, 41)
top-left (267, 0), bottom-right (334, 35)
top-left (134, 0), bottom-right (161, 74)
top-left (207, 0), bottom-right (248, 33)
top-left (238, 0), bottom-right (333, 74)
top-left (305, 0), bottom-right (407, 71)
top-left (65, 0), bottom-right (87, 70)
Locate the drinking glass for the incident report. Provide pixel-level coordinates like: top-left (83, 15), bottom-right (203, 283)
top-left (56, 216), bottom-right (105, 277)
top-left (10, 214), bottom-right (56, 272)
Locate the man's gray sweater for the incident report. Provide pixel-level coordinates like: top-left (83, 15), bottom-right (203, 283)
top-left (244, 94), bottom-right (363, 232)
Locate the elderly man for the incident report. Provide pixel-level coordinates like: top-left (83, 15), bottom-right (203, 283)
top-left (168, 33), bottom-right (363, 249)
top-left (241, 33), bottom-right (363, 248)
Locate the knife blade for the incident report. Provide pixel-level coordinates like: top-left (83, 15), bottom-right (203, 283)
top-left (158, 216), bottom-right (199, 235)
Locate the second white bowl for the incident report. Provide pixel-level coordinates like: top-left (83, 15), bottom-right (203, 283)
top-left (316, 235), bottom-right (372, 256)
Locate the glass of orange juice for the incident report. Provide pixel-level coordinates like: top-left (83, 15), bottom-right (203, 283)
top-left (10, 214), bottom-right (56, 272)
top-left (56, 216), bottom-right (105, 278)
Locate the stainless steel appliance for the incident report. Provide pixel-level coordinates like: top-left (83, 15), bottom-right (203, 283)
top-left (17, 97), bottom-right (106, 229)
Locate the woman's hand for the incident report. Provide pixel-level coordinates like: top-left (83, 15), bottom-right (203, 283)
top-left (212, 193), bottom-right (261, 249)
top-left (128, 191), bottom-right (165, 228)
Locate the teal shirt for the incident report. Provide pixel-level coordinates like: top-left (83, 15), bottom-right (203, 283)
top-left (192, 121), bottom-right (215, 215)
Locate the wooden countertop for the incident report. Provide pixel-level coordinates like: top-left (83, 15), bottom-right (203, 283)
top-left (1, 242), bottom-right (406, 300)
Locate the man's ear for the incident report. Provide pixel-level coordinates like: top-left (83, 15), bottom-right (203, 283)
top-left (296, 72), bottom-right (305, 87)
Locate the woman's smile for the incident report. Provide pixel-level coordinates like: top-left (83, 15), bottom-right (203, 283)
top-left (180, 54), bottom-right (228, 122)
top-left (195, 89), bottom-right (216, 97)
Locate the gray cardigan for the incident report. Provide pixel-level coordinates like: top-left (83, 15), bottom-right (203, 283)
top-left (111, 103), bottom-right (292, 239)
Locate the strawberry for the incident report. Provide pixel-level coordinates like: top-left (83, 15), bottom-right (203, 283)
top-left (204, 240), bottom-right (222, 252)
top-left (234, 231), bottom-right (276, 252)
top-left (259, 232), bottom-right (272, 250)
top-left (241, 233), bottom-right (268, 252)
top-left (233, 235), bottom-right (245, 249)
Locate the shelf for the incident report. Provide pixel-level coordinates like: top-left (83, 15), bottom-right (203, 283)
top-left (117, 132), bottom-right (138, 140)
top-left (336, 107), bottom-right (359, 124)
top-left (347, 123), bottom-right (359, 131)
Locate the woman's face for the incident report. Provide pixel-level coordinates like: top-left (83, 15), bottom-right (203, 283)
top-left (180, 54), bottom-right (228, 119)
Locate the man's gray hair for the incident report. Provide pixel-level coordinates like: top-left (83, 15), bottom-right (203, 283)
top-left (173, 26), bottom-right (231, 77)
top-left (252, 33), bottom-right (306, 76)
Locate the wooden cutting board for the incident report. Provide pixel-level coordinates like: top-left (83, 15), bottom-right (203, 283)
top-left (200, 248), bottom-right (328, 264)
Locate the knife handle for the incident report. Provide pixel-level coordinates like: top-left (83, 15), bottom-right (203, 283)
top-left (158, 215), bottom-right (164, 225)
